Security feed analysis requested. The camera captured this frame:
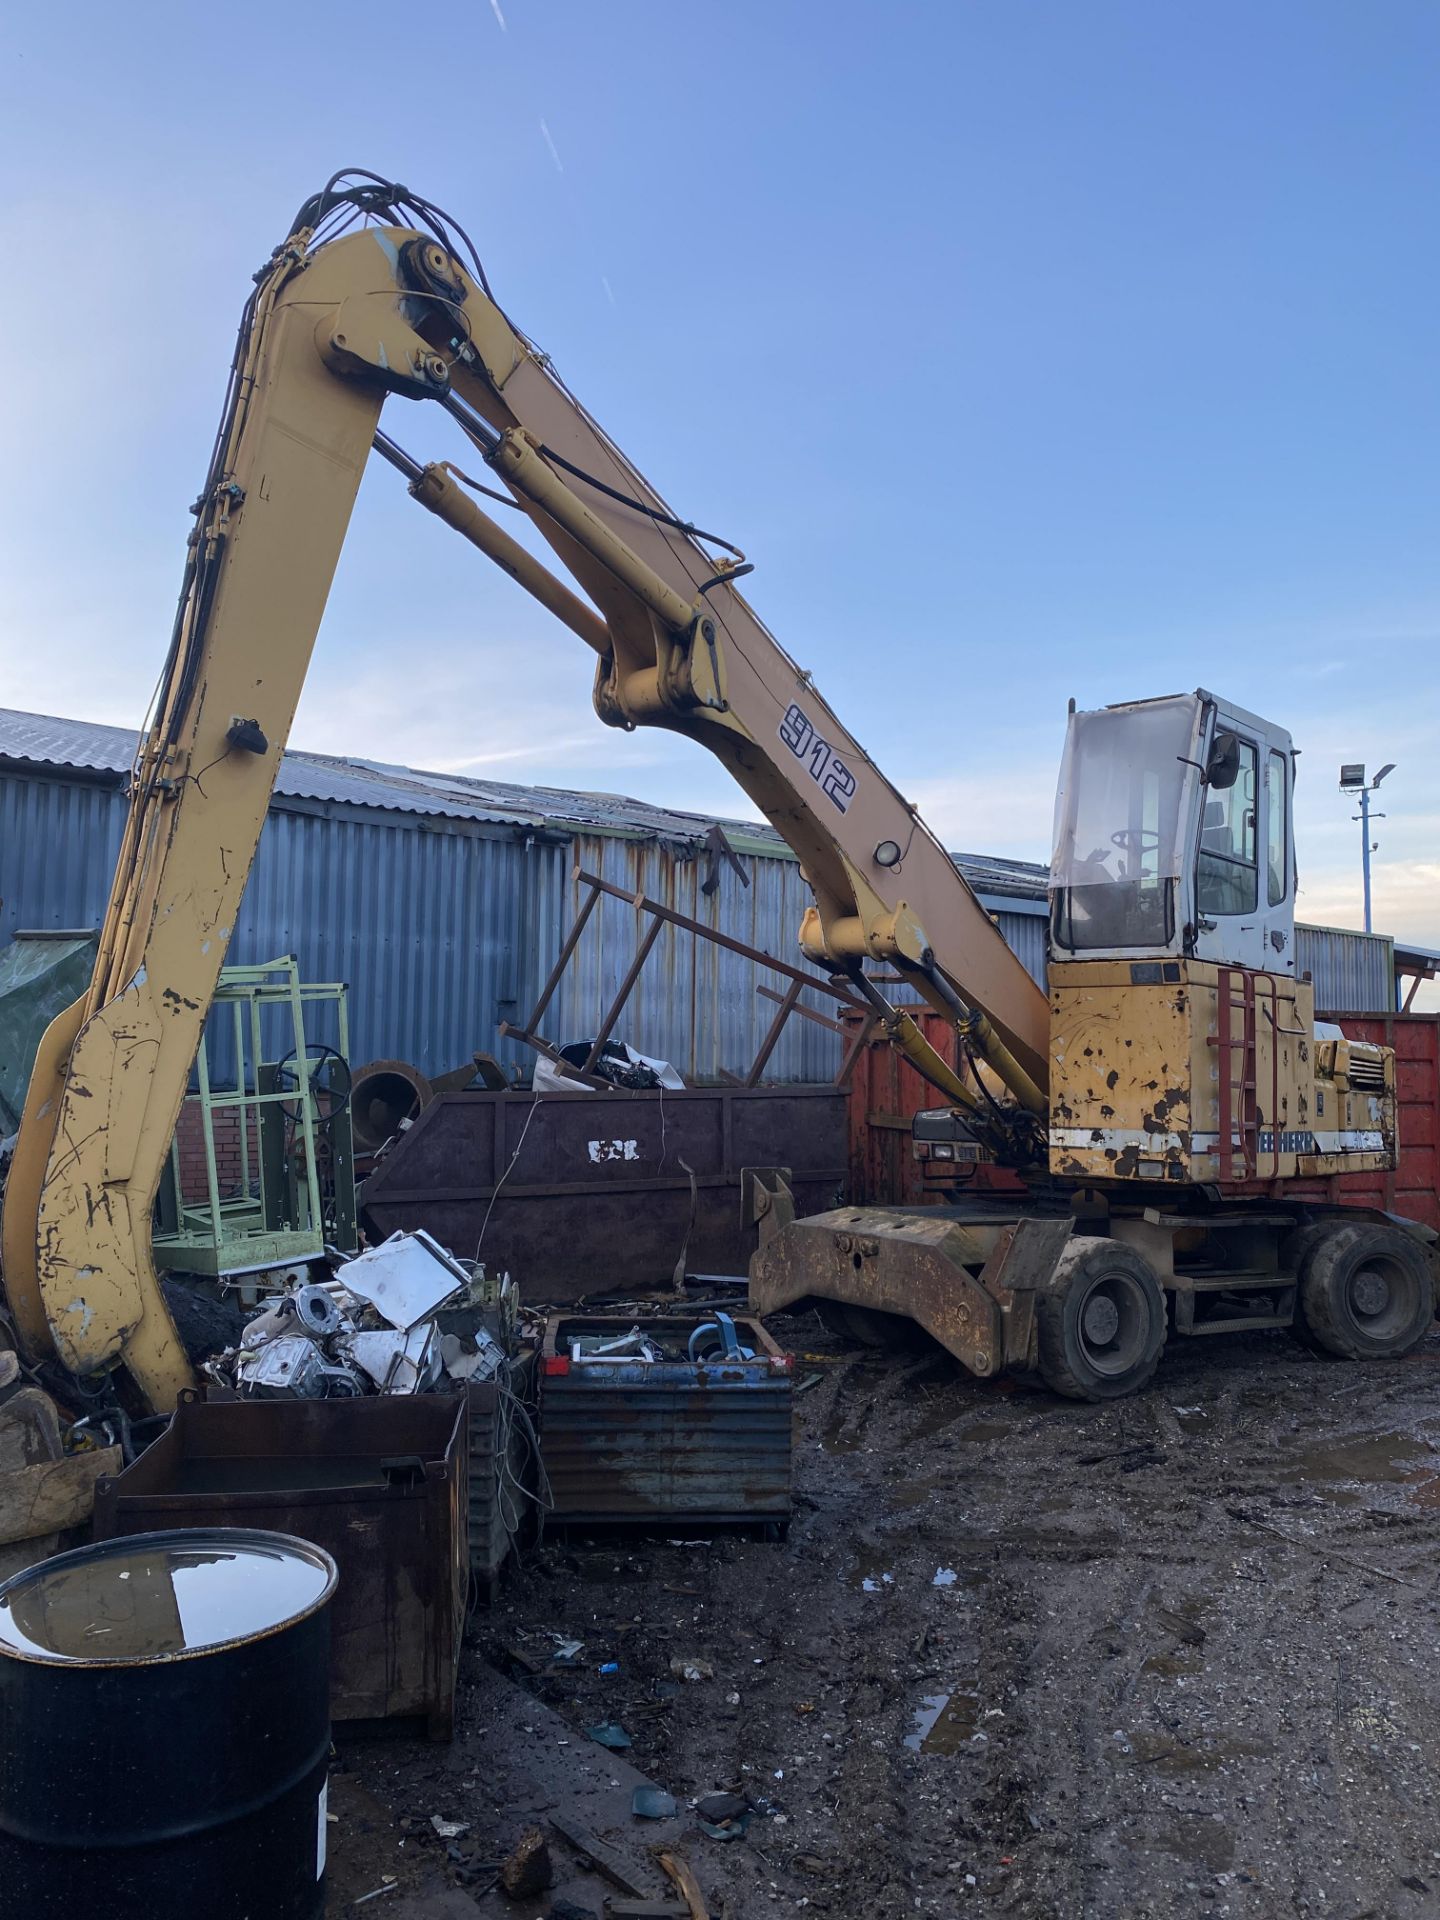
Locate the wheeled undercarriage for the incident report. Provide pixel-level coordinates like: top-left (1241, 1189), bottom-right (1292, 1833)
top-left (748, 1183), bottom-right (1440, 1401)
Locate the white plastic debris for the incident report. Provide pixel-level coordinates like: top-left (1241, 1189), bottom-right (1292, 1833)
top-left (571, 1326), bottom-right (663, 1364)
top-left (337, 1230), bottom-right (469, 1330)
top-left (343, 1325), bottom-right (441, 1395)
top-left (670, 1656), bottom-right (714, 1682)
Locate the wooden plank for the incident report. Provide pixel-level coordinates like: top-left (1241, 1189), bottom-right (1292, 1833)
top-left (549, 1813), bottom-right (647, 1898)
top-left (0, 1446), bottom-right (122, 1547)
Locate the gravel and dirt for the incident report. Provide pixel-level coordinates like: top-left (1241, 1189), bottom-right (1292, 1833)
top-left (327, 1313), bottom-right (1440, 1920)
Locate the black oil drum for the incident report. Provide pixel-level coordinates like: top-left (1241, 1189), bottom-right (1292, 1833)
top-left (0, 1526), bottom-right (337, 1920)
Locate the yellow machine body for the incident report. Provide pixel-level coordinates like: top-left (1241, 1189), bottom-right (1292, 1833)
top-left (1049, 959), bottom-right (1394, 1187)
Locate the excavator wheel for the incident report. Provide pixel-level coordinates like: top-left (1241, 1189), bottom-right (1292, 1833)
top-left (1035, 1237), bottom-right (1167, 1402)
top-left (1281, 1220), bottom-right (1338, 1353)
top-left (1296, 1222), bottom-right (1435, 1362)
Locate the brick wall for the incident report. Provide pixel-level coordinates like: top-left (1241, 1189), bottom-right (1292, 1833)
top-left (173, 1103), bottom-right (256, 1205)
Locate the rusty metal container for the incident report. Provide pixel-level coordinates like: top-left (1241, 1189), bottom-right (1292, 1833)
top-left (360, 1084), bottom-right (848, 1301)
top-left (94, 1393), bottom-right (467, 1740)
top-left (1290, 1011), bottom-right (1440, 1231)
top-left (538, 1313), bottom-right (793, 1529)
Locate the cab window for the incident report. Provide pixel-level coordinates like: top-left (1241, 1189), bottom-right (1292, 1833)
top-left (1266, 750), bottom-right (1287, 906)
top-left (1267, 748), bottom-right (1290, 906)
top-left (1196, 738), bottom-right (1257, 916)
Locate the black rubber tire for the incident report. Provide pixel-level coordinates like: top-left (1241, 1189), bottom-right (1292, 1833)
top-left (1297, 1222), bottom-right (1434, 1361)
top-left (1035, 1237), bottom-right (1167, 1401)
top-left (1282, 1220), bottom-right (1335, 1352)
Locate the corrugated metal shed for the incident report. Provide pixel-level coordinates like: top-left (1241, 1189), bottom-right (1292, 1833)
top-left (0, 708), bottom-right (1404, 1084)
top-left (1296, 924), bottom-right (1396, 1018)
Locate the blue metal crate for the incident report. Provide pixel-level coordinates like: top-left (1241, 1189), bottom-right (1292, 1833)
top-left (538, 1313), bottom-right (793, 1527)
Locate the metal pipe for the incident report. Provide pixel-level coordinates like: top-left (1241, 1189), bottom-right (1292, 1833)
top-left (845, 972), bottom-right (985, 1116)
top-left (919, 965), bottom-right (1047, 1118)
top-left (480, 425), bottom-right (698, 637)
top-left (375, 436), bottom-right (612, 656)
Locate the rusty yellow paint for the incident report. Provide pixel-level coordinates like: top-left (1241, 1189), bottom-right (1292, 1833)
top-left (1048, 960), bottom-right (1395, 1187)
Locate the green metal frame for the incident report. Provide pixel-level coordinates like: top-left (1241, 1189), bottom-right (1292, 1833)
top-left (154, 956), bottom-right (356, 1279)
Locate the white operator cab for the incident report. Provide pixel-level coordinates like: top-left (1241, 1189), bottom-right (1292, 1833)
top-left (1049, 689), bottom-right (1296, 977)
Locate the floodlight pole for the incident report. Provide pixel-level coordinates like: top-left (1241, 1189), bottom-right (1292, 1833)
top-left (1343, 762), bottom-right (1395, 936)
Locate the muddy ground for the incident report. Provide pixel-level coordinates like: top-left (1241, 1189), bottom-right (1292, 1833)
top-left (327, 1314), bottom-right (1440, 1920)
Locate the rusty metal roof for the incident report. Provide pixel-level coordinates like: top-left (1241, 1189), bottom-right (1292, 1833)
top-left (0, 707), bottom-right (781, 855)
top-left (0, 706), bottom-right (1052, 899)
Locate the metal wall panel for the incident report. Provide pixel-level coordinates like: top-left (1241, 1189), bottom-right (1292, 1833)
top-left (230, 809), bottom-right (566, 1075)
top-left (991, 908), bottom-right (1049, 989)
top-left (1297, 924), bottom-right (1395, 1016)
top-left (0, 773), bottom-right (566, 1076)
top-left (0, 773), bottom-right (126, 943)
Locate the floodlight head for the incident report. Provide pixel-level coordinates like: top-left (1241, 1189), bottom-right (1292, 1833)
top-left (1373, 762), bottom-right (1397, 788)
top-left (1339, 763), bottom-right (1365, 790)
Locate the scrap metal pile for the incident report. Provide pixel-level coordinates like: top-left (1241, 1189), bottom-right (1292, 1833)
top-left (564, 1312), bottom-right (759, 1367)
top-left (203, 1229), bottom-right (515, 1400)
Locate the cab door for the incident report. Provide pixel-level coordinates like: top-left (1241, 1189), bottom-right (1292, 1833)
top-left (1190, 710), bottom-right (1295, 976)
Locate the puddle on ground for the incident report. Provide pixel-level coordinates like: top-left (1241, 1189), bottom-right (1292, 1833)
top-left (888, 1472), bottom-right (947, 1510)
top-left (1144, 1593), bottom-right (1210, 1678)
top-left (1122, 1732), bottom-right (1272, 1775)
top-left (909, 1401), bottom-right (968, 1443)
top-left (822, 1410), bottom-right (867, 1455)
top-left (1286, 1434), bottom-right (1429, 1484)
top-left (909, 1400), bottom-right (1015, 1446)
top-left (904, 1691), bottom-right (979, 1753)
top-left (1276, 1433), bottom-right (1440, 1507)
top-left (851, 1551), bottom-right (896, 1591)
top-left (1149, 1813), bottom-right (1235, 1873)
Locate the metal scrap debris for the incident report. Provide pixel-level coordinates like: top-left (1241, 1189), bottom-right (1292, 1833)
top-left (201, 1233), bottom-right (512, 1400)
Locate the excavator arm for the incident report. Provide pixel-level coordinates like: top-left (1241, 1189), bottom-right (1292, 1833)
top-left (2, 177), bottom-right (1050, 1411)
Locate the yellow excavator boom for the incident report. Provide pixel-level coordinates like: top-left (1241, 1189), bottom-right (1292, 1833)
top-left (2, 178), bottom-right (1049, 1411)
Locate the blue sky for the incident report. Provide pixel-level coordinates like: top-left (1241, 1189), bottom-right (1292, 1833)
top-left (2, 1), bottom-right (1437, 971)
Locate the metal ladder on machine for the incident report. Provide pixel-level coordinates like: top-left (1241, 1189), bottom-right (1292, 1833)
top-left (1172, 969), bottom-right (1296, 1336)
top-left (1213, 967), bottom-right (1260, 1183)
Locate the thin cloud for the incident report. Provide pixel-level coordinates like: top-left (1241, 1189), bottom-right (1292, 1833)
top-left (488, 0), bottom-right (506, 26)
top-left (539, 119), bottom-right (564, 174)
